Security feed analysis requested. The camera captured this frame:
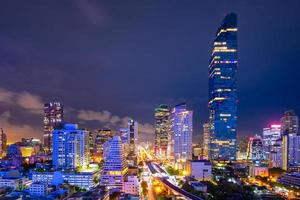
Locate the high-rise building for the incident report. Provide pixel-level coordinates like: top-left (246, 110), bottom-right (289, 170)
top-left (246, 135), bottom-right (264, 162)
top-left (100, 136), bottom-right (128, 192)
top-left (52, 124), bottom-right (89, 170)
top-left (208, 13), bottom-right (238, 161)
top-left (93, 129), bottom-right (113, 155)
top-left (270, 139), bottom-right (282, 168)
top-left (171, 103), bottom-right (193, 168)
top-left (154, 104), bottom-right (171, 158)
top-left (127, 119), bottom-right (138, 161)
top-left (203, 123), bottom-right (210, 159)
top-left (43, 102), bottom-right (63, 152)
top-left (262, 124), bottom-right (281, 160)
top-left (281, 110), bottom-right (299, 170)
top-left (0, 128), bottom-right (7, 156)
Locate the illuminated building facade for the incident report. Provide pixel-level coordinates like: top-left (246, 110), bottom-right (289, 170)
top-left (246, 135), bottom-right (264, 162)
top-left (262, 124), bottom-right (281, 160)
top-left (281, 110), bottom-right (299, 170)
top-left (203, 123), bottom-right (210, 159)
top-left (127, 119), bottom-right (138, 162)
top-left (154, 104), bottom-right (171, 158)
top-left (43, 102), bottom-right (63, 152)
top-left (270, 139), bottom-right (282, 168)
top-left (208, 13), bottom-right (238, 160)
top-left (171, 103), bottom-right (193, 166)
top-left (94, 129), bottom-right (113, 156)
top-left (0, 128), bottom-right (7, 156)
top-left (100, 136), bottom-right (127, 192)
top-left (52, 124), bottom-right (90, 170)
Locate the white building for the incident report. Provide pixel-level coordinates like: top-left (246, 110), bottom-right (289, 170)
top-left (52, 123), bottom-right (90, 170)
top-left (186, 160), bottom-right (212, 181)
top-left (171, 103), bottom-right (193, 169)
top-left (0, 177), bottom-right (25, 190)
top-left (29, 182), bottom-right (49, 196)
top-left (100, 136), bottom-right (128, 192)
top-left (124, 176), bottom-right (139, 195)
top-left (32, 170), bottom-right (100, 190)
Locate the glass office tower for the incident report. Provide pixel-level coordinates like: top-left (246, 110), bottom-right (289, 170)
top-left (208, 13), bottom-right (238, 160)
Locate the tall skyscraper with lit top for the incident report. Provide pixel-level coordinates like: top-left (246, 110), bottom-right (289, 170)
top-left (43, 102), bottom-right (63, 152)
top-left (208, 13), bottom-right (238, 160)
top-left (127, 119), bottom-right (138, 163)
top-left (171, 103), bottom-right (193, 167)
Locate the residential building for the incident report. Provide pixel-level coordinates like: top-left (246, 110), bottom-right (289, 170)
top-left (43, 102), bottom-right (63, 152)
top-left (52, 123), bottom-right (90, 170)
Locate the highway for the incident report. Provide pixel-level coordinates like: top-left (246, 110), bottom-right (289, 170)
top-left (146, 162), bottom-right (203, 200)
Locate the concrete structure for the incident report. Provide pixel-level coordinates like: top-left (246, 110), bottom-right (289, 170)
top-left (186, 160), bottom-right (212, 181)
top-left (249, 165), bottom-right (268, 177)
top-left (29, 182), bottom-right (49, 196)
top-left (124, 176), bottom-right (139, 195)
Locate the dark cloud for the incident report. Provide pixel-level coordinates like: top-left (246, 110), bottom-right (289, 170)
top-left (0, 0), bottom-right (299, 143)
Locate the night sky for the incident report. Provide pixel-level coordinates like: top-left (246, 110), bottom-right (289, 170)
top-left (0, 0), bottom-right (300, 143)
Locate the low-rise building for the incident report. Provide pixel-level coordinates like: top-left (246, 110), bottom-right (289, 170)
top-left (249, 165), bottom-right (269, 177)
top-left (29, 182), bottom-right (50, 196)
top-left (190, 181), bottom-right (207, 193)
top-left (186, 160), bottom-right (212, 180)
top-left (278, 173), bottom-right (300, 188)
top-left (0, 177), bottom-right (25, 190)
top-left (124, 176), bottom-right (139, 195)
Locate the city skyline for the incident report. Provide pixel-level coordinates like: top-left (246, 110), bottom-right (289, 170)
top-left (0, 1), bottom-right (300, 143)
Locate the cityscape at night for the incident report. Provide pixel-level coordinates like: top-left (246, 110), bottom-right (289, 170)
top-left (0, 1), bottom-right (300, 200)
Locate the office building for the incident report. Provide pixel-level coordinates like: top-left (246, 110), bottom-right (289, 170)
top-left (208, 13), bottom-right (238, 160)
top-left (0, 128), bottom-right (7, 156)
top-left (171, 103), bottom-right (193, 168)
top-left (52, 124), bottom-right (89, 170)
top-left (281, 110), bottom-right (299, 170)
top-left (262, 124), bottom-right (281, 160)
top-left (43, 102), bottom-right (63, 152)
top-left (246, 135), bottom-right (264, 162)
top-left (154, 104), bottom-right (171, 158)
top-left (270, 139), bottom-right (282, 168)
top-left (278, 173), bottom-right (300, 188)
top-left (203, 123), bottom-right (210, 159)
top-left (128, 119), bottom-right (138, 163)
top-left (100, 136), bottom-right (128, 192)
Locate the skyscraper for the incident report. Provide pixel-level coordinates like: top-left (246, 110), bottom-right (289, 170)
top-left (127, 119), bottom-right (138, 162)
top-left (0, 128), bottom-right (7, 156)
top-left (154, 104), bottom-right (171, 158)
top-left (43, 102), bottom-right (63, 152)
top-left (203, 122), bottom-right (210, 159)
top-left (208, 13), bottom-right (238, 161)
top-left (281, 110), bottom-right (300, 170)
top-left (100, 136), bottom-right (128, 192)
top-left (246, 135), bottom-right (264, 162)
top-left (171, 103), bottom-right (193, 168)
top-left (52, 124), bottom-right (89, 170)
top-left (262, 124), bottom-right (281, 160)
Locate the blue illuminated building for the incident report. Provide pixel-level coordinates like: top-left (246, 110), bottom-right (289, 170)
top-left (208, 13), bottom-right (238, 160)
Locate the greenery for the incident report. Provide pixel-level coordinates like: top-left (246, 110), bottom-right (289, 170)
top-left (165, 166), bottom-right (179, 176)
top-left (205, 179), bottom-right (255, 200)
top-left (181, 182), bottom-right (204, 197)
